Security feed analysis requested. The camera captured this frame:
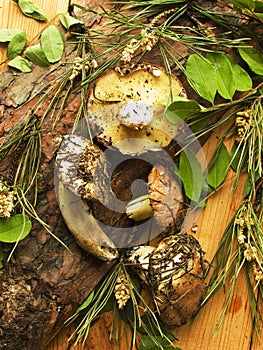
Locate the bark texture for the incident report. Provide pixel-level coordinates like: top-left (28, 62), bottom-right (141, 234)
top-left (0, 3), bottom-right (115, 349)
top-left (0, 64), bottom-right (114, 349)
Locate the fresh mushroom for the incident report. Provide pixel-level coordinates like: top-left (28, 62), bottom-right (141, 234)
top-left (57, 182), bottom-right (118, 262)
top-left (126, 164), bottom-right (184, 232)
top-left (55, 134), bottom-right (119, 262)
top-left (88, 64), bottom-right (186, 154)
top-left (127, 231), bottom-right (206, 328)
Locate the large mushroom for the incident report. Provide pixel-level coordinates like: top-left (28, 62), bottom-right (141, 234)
top-left (127, 231), bottom-right (206, 328)
top-left (88, 64), bottom-right (186, 154)
top-left (55, 134), bottom-right (119, 262)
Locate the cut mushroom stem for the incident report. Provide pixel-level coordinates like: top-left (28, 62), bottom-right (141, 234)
top-left (126, 194), bottom-right (153, 221)
top-left (126, 164), bottom-right (184, 231)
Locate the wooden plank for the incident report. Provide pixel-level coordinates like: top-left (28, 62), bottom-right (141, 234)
top-left (0, 0), bottom-right (69, 67)
top-left (175, 126), bottom-right (255, 350)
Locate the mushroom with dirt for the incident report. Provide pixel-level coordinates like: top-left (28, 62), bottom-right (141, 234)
top-left (127, 231), bottom-right (206, 328)
top-left (55, 134), bottom-right (119, 262)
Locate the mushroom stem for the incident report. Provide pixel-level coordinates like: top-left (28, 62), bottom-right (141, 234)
top-left (126, 194), bottom-right (153, 221)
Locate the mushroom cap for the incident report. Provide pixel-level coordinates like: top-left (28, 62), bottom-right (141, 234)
top-left (55, 134), bottom-right (114, 204)
top-left (87, 64), bottom-right (186, 154)
top-left (126, 245), bottom-right (155, 281)
top-left (148, 165), bottom-right (184, 231)
top-left (148, 233), bottom-right (206, 328)
top-left (126, 231), bottom-right (206, 328)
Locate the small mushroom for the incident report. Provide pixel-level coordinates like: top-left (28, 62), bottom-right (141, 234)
top-left (127, 231), bottom-right (206, 328)
top-left (126, 164), bottom-right (184, 231)
top-left (149, 164), bottom-right (184, 231)
top-left (148, 232), bottom-right (206, 328)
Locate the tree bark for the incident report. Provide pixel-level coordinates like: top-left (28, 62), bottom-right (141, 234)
top-left (0, 64), bottom-right (115, 350)
top-left (0, 2), bottom-right (116, 349)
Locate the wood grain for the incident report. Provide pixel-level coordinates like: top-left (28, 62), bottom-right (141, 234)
top-left (175, 127), bottom-right (255, 350)
top-left (1, 1), bottom-right (262, 350)
top-left (0, 0), bottom-right (68, 68)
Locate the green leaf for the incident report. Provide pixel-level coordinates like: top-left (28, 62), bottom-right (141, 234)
top-left (76, 290), bottom-right (95, 313)
top-left (188, 111), bottom-right (209, 133)
top-left (207, 52), bottom-right (236, 100)
top-left (186, 54), bottom-right (217, 104)
top-left (165, 98), bottom-right (201, 124)
top-left (24, 43), bottom-right (50, 67)
top-left (254, 13), bottom-right (263, 20)
top-left (0, 214), bottom-right (32, 243)
top-left (254, 0), bottom-right (263, 12)
top-left (138, 320), bottom-right (178, 349)
top-left (178, 149), bottom-right (203, 203)
top-left (41, 25), bottom-right (64, 63)
top-left (138, 335), bottom-right (179, 350)
top-left (229, 0), bottom-right (255, 10)
top-left (59, 14), bottom-right (84, 31)
top-left (243, 174), bottom-right (253, 197)
top-left (208, 142), bottom-right (230, 189)
top-left (7, 31), bottom-right (27, 58)
top-left (8, 56), bottom-right (32, 72)
top-left (243, 171), bottom-right (260, 197)
top-left (17, 0), bottom-right (47, 21)
top-left (230, 60), bottom-right (252, 91)
top-left (238, 47), bottom-right (263, 75)
top-left (0, 28), bottom-right (23, 42)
